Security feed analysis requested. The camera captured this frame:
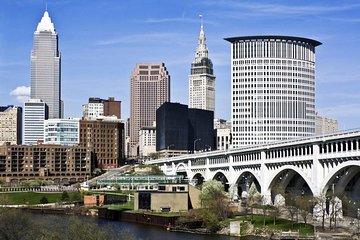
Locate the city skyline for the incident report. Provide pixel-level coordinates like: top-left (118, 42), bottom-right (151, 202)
top-left (1, 0), bottom-right (360, 130)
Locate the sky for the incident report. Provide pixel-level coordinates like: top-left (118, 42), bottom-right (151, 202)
top-left (1, 0), bottom-right (360, 130)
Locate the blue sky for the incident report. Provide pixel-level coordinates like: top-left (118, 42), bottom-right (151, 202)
top-left (1, 0), bottom-right (360, 130)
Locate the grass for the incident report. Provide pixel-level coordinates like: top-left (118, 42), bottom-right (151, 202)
top-left (106, 200), bottom-right (134, 211)
top-left (0, 192), bottom-right (82, 205)
top-left (128, 210), bottom-right (183, 217)
top-left (234, 214), bottom-right (314, 235)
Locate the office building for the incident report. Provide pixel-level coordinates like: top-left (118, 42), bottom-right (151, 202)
top-left (214, 119), bottom-right (232, 151)
top-left (315, 114), bottom-right (338, 135)
top-left (44, 119), bottom-right (80, 146)
top-left (225, 36), bottom-right (321, 148)
top-left (0, 106), bottom-right (22, 145)
top-left (79, 118), bottom-right (124, 169)
top-left (0, 143), bottom-right (92, 184)
top-left (24, 99), bottom-right (48, 145)
top-left (156, 102), bottom-right (215, 156)
top-left (139, 126), bottom-right (156, 158)
top-left (30, 11), bottom-right (62, 119)
top-left (130, 63), bottom-right (170, 156)
top-left (82, 97), bottom-right (121, 120)
top-left (189, 19), bottom-right (215, 111)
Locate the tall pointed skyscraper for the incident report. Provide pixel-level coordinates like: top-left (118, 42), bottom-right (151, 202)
top-left (188, 16), bottom-right (215, 112)
top-left (30, 11), bottom-right (62, 119)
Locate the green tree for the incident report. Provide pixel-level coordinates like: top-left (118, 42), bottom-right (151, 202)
top-left (246, 182), bottom-right (262, 222)
top-left (40, 196), bottom-right (49, 204)
top-left (61, 191), bottom-right (70, 202)
top-left (201, 180), bottom-right (229, 220)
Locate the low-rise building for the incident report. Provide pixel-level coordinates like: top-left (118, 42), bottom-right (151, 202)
top-left (134, 183), bottom-right (201, 212)
top-left (0, 143), bottom-right (93, 184)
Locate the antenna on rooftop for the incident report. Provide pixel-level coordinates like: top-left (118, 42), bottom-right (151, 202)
top-left (199, 14), bottom-right (203, 28)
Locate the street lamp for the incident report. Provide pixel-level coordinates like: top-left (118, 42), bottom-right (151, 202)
top-left (193, 138), bottom-right (201, 153)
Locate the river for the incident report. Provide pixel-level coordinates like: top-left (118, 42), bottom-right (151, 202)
top-left (31, 213), bottom-right (242, 240)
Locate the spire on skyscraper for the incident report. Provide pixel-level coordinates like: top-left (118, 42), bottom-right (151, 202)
top-left (195, 14), bottom-right (208, 63)
top-left (36, 11), bottom-right (55, 33)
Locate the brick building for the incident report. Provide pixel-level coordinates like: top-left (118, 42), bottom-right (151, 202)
top-left (79, 119), bottom-right (125, 169)
top-left (0, 143), bottom-right (93, 184)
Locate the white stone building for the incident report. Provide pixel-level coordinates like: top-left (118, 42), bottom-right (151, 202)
top-left (188, 18), bottom-right (215, 112)
top-left (225, 36), bottom-right (322, 148)
top-left (214, 119), bottom-right (232, 151)
top-left (315, 114), bottom-right (338, 135)
top-left (0, 106), bottom-right (22, 145)
top-left (139, 126), bottom-right (156, 158)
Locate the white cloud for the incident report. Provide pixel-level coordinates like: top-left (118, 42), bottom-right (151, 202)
top-left (9, 86), bottom-right (30, 103)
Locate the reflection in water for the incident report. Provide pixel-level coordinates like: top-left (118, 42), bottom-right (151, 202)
top-left (31, 213), bottom-right (239, 240)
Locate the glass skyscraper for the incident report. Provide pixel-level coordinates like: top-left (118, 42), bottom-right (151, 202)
top-left (30, 11), bottom-right (62, 119)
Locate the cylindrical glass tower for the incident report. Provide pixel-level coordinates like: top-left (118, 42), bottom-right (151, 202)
top-left (225, 36), bottom-right (321, 148)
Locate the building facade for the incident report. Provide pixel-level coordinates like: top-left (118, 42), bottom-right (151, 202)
top-left (30, 11), bottom-right (62, 119)
top-left (24, 99), bottom-right (48, 145)
top-left (82, 97), bottom-right (121, 120)
top-left (139, 126), bottom-right (156, 158)
top-left (225, 36), bottom-right (321, 148)
top-left (0, 106), bottom-right (22, 145)
top-left (214, 119), bottom-right (232, 151)
top-left (0, 143), bottom-right (92, 184)
top-left (44, 119), bottom-right (80, 146)
top-left (130, 63), bottom-right (170, 156)
top-left (188, 21), bottom-right (215, 112)
top-left (315, 114), bottom-right (338, 135)
top-left (156, 102), bottom-right (215, 156)
top-left (79, 119), bottom-right (124, 169)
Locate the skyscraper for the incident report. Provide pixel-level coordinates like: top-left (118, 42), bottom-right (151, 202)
top-left (225, 36), bottom-right (321, 148)
top-left (30, 11), bottom-right (62, 119)
top-left (24, 99), bottom-right (48, 145)
top-left (130, 63), bottom-right (170, 156)
top-left (188, 18), bottom-right (215, 112)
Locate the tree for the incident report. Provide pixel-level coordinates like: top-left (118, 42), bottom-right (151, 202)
top-left (201, 180), bottom-right (229, 220)
top-left (246, 183), bottom-right (261, 222)
top-left (269, 205), bottom-right (282, 225)
top-left (40, 196), bottom-right (49, 204)
top-left (148, 152), bottom-right (161, 160)
top-left (297, 195), bottom-right (312, 225)
top-left (285, 193), bottom-right (299, 228)
top-left (313, 194), bottom-right (327, 230)
top-left (61, 191), bottom-right (70, 202)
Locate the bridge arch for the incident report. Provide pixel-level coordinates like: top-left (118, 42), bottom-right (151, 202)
top-left (234, 170), bottom-right (261, 198)
top-left (266, 165), bottom-right (315, 203)
top-left (175, 162), bottom-right (189, 179)
top-left (320, 161), bottom-right (360, 217)
top-left (191, 172), bottom-right (205, 186)
top-left (321, 161), bottom-right (360, 198)
top-left (212, 170), bottom-right (230, 192)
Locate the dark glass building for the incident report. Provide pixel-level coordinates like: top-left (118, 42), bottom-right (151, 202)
top-left (156, 102), bottom-right (215, 154)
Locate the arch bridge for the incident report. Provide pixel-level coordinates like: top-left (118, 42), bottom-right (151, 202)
top-left (147, 130), bottom-right (360, 205)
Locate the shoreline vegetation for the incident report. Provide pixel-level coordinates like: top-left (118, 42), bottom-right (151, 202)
top-left (0, 186), bottom-right (356, 239)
